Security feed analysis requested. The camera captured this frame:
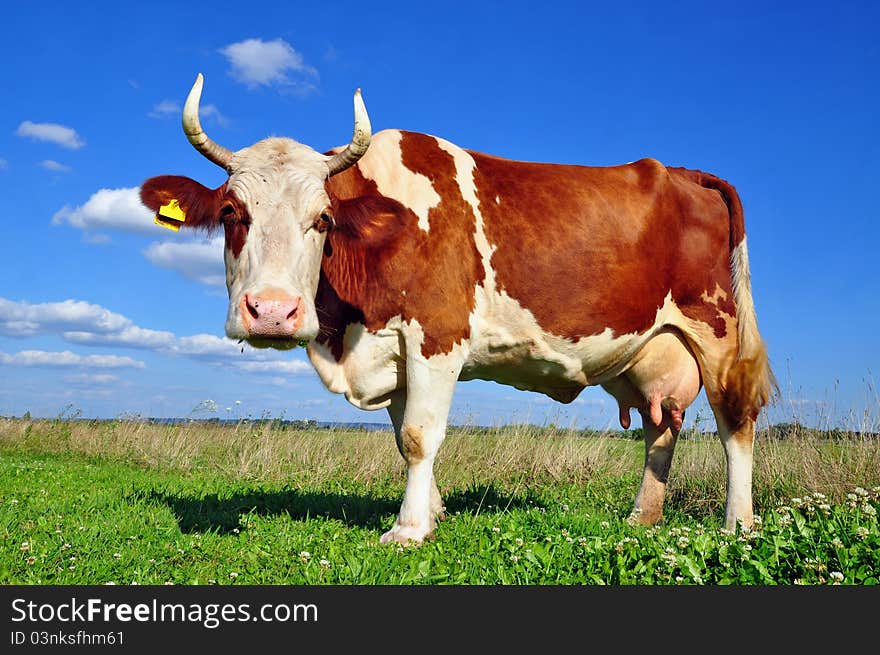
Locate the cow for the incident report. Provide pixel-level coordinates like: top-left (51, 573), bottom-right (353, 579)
top-left (140, 74), bottom-right (776, 544)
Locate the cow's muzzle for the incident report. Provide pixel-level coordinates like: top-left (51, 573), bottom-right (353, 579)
top-left (240, 289), bottom-right (303, 340)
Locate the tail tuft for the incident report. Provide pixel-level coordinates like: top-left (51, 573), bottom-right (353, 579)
top-left (726, 237), bottom-right (778, 426)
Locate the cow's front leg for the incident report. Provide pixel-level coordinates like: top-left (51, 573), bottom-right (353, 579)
top-left (380, 353), bottom-right (461, 545)
top-left (387, 390), bottom-right (446, 523)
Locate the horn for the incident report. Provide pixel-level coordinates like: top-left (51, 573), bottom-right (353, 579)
top-left (182, 73), bottom-right (234, 169)
top-left (327, 89), bottom-right (372, 177)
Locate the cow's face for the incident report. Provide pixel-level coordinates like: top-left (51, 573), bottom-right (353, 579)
top-left (140, 74), bottom-right (370, 349)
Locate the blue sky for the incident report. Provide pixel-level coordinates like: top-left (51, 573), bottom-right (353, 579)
top-left (0, 1), bottom-right (877, 430)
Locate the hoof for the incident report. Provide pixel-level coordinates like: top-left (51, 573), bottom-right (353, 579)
top-left (628, 507), bottom-right (662, 526)
top-left (380, 523), bottom-right (434, 545)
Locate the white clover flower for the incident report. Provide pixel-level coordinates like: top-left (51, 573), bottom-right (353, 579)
top-left (678, 536), bottom-right (690, 548)
top-left (113, 553), bottom-right (121, 559)
top-left (62, 543), bottom-right (71, 550)
top-left (492, 526), bottom-right (500, 533)
top-left (20, 542), bottom-right (30, 552)
top-left (600, 521), bottom-right (610, 530)
top-left (855, 527), bottom-right (869, 540)
top-left (831, 537), bottom-right (844, 549)
top-left (299, 551), bottom-right (311, 562)
top-left (855, 487), bottom-right (868, 497)
top-left (229, 572), bottom-right (239, 578)
top-left (319, 559), bottom-right (330, 568)
top-left (675, 576), bottom-right (684, 584)
top-left (511, 555), bottom-right (519, 563)
top-left (514, 538), bottom-right (523, 546)
top-left (830, 571), bottom-right (844, 582)
top-left (863, 504), bottom-right (876, 517)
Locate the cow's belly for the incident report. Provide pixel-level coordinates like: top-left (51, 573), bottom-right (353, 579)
top-left (459, 289), bottom-right (678, 402)
top-left (307, 323), bottom-right (404, 410)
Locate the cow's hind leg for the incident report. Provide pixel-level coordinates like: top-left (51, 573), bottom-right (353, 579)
top-left (380, 352), bottom-right (461, 545)
top-left (681, 321), bottom-right (770, 531)
top-left (713, 413), bottom-right (756, 530)
top-left (603, 329), bottom-right (701, 525)
top-left (631, 410), bottom-right (681, 525)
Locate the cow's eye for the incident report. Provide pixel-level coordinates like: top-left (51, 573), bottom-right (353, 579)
top-left (219, 202), bottom-right (238, 223)
top-left (314, 211), bottom-right (335, 233)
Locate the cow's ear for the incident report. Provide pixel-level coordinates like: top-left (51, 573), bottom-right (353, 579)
top-left (330, 195), bottom-right (408, 247)
top-left (140, 175), bottom-right (224, 231)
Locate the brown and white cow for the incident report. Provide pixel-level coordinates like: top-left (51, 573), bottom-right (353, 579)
top-left (141, 74), bottom-right (776, 544)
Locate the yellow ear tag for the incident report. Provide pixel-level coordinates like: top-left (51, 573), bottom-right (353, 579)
top-left (154, 199), bottom-right (186, 232)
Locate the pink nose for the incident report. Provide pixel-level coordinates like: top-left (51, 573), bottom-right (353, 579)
top-left (241, 290), bottom-right (302, 338)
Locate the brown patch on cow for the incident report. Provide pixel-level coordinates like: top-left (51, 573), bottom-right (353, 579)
top-left (220, 192), bottom-right (251, 259)
top-left (470, 153), bottom-right (738, 341)
top-left (140, 175), bottom-right (252, 259)
top-left (140, 175), bottom-right (226, 231)
top-left (318, 132), bottom-right (484, 360)
top-left (398, 424), bottom-right (425, 462)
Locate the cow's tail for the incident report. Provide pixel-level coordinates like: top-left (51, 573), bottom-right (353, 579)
top-left (676, 168), bottom-right (778, 426)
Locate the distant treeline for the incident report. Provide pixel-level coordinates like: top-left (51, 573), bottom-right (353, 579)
top-left (3, 414), bottom-right (877, 441)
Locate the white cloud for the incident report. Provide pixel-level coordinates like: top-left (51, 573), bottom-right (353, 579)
top-left (148, 99), bottom-right (180, 118)
top-left (143, 236), bottom-right (225, 287)
top-left (0, 350), bottom-right (144, 369)
top-left (172, 333), bottom-right (241, 359)
top-left (199, 104), bottom-right (229, 127)
top-left (234, 360), bottom-right (312, 375)
top-left (150, 99), bottom-right (228, 126)
top-left (40, 159), bottom-right (71, 173)
top-left (0, 299), bottom-right (133, 338)
top-left (52, 186), bottom-right (160, 236)
top-left (16, 121), bottom-right (85, 149)
top-left (65, 373), bottom-right (121, 385)
top-left (0, 296), bottom-right (313, 378)
top-left (0, 158), bottom-right (8, 170)
top-left (219, 38), bottom-right (317, 90)
top-left (64, 325), bottom-right (176, 350)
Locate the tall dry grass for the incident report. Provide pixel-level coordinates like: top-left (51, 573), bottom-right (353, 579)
top-left (0, 417), bottom-right (876, 514)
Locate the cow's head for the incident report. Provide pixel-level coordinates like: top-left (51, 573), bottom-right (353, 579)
top-left (140, 74), bottom-right (371, 349)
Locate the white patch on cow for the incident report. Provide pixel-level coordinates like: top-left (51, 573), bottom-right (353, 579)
top-left (307, 320), bottom-right (403, 411)
top-left (222, 138), bottom-right (331, 342)
top-left (355, 130), bottom-right (439, 232)
top-left (460, 290), bottom-right (700, 403)
top-left (495, 195), bottom-right (500, 204)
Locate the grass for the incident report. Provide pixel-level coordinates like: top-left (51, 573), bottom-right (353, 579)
top-left (0, 417), bottom-right (877, 585)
